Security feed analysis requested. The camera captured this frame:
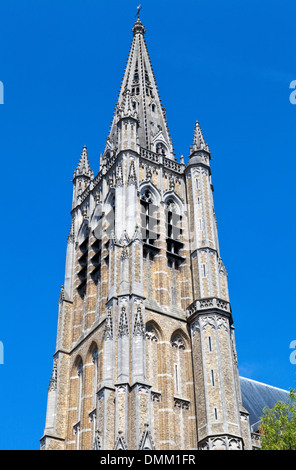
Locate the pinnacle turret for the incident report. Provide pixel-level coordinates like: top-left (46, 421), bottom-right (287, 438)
top-left (190, 121), bottom-right (210, 154)
top-left (73, 146), bottom-right (94, 180)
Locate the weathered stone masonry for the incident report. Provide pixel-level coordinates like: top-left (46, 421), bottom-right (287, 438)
top-left (41, 17), bottom-right (252, 451)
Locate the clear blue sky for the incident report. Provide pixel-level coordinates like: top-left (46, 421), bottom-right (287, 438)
top-left (0, 0), bottom-right (295, 450)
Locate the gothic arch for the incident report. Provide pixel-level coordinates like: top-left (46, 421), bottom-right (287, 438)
top-left (85, 342), bottom-right (99, 447)
top-left (170, 329), bottom-right (190, 400)
top-left (68, 356), bottom-right (84, 449)
top-left (139, 181), bottom-right (161, 206)
top-left (145, 320), bottom-right (162, 392)
top-left (170, 328), bottom-right (189, 350)
top-left (163, 191), bottom-right (184, 216)
top-left (86, 341), bottom-right (99, 362)
top-left (145, 320), bottom-right (162, 342)
top-left (71, 355), bottom-right (83, 375)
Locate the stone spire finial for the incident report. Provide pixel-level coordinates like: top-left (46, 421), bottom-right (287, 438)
top-left (73, 145), bottom-right (94, 179)
top-left (191, 121), bottom-right (210, 154)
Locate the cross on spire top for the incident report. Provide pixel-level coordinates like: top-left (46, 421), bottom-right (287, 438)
top-left (136, 4), bottom-right (142, 18)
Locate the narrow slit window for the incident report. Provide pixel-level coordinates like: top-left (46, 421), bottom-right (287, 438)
top-left (211, 369), bottom-right (215, 386)
top-left (174, 363), bottom-right (180, 394)
top-left (202, 264), bottom-right (206, 278)
top-left (208, 336), bottom-right (212, 352)
top-left (214, 408), bottom-right (218, 420)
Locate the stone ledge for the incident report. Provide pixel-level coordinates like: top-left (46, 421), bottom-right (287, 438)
top-left (187, 297), bottom-right (232, 320)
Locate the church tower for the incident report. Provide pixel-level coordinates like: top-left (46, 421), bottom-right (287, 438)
top-left (41, 17), bottom-right (252, 451)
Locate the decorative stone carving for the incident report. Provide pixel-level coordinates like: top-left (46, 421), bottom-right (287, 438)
top-left (200, 316), bottom-right (215, 331)
top-left (141, 189), bottom-right (153, 203)
top-left (200, 299), bottom-right (214, 308)
top-left (114, 431), bottom-right (127, 450)
top-left (93, 430), bottom-right (102, 450)
top-left (115, 163), bottom-right (124, 187)
top-left (171, 334), bottom-right (185, 350)
top-left (88, 408), bottom-right (96, 423)
top-left (133, 305), bottom-right (145, 336)
top-left (151, 391), bottom-right (161, 402)
top-left (119, 306), bottom-right (129, 337)
top-left (48, 357), bottom-right (58, 391)
top-left (137, 384), bottom-right (150, 394)
top-left (127, 160), bottom-right (137, 186)
top-left (104, 308), bottom-right (113, 341)
top-left (212, 437), bottom-right (227, 450)
top-left (116, 384), bottom-right (128, 394)
top-left (121, 244), bottom-right (129, 260)
top-left (174, 398), bottom-right (190, 410)
top-left (198, 435), bottom-right (243, 450)
top-left (145, 325), bottom-right (158, 342)
top-left (67, 219), bottom-right (75, 244)
top-left (216, 315), bottom-right (228, 332)
top-left (191, 320), bottom-right (200, 337)
top-left (187, 297), bottom-right (232, 318)
top-left (73, 421), bottom-right (80, 435)
top-left (139, 424), bottom-right (155, 450)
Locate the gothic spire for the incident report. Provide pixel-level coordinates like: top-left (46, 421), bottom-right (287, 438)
top-left (190, 121), bottom-right (210, 154)
top-left (73, 146), bottom-right (94, 180)
top-left (106, 18), bottom-right (174, 159)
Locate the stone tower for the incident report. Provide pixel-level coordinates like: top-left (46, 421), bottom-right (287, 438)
top-left (41, 17), bottom-right (252, 451)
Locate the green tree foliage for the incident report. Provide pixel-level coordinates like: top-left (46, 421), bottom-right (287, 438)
top-left (259, 389), bottom-right (296, 450)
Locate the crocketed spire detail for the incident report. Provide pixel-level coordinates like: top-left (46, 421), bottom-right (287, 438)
top-left (73, 146), bottom-right (94, 179)
top-left (190, 121), bottom-right (210, 153)
top-left (105, 18), bottom-right (175, 159)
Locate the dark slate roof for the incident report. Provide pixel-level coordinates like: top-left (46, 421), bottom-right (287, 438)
top-left (239, 376), bottom-right (289, 431)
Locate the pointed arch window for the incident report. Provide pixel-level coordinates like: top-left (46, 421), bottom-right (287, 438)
top-left (165, 199), bottom-right (184, 269)
top-left (89, 346), bottom-right (98, 449)
top-left (140, 190), bottom-right (159, 248)
top-left (72, 359), bottom-right (83, 450)
top-left (171, 332), bottom-right (188, 404)
top-left (145, 322), bottom-right (160, 392)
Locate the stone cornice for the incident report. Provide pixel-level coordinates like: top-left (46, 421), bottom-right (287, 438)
top-left (187, 297), bottom-right (232, 323)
